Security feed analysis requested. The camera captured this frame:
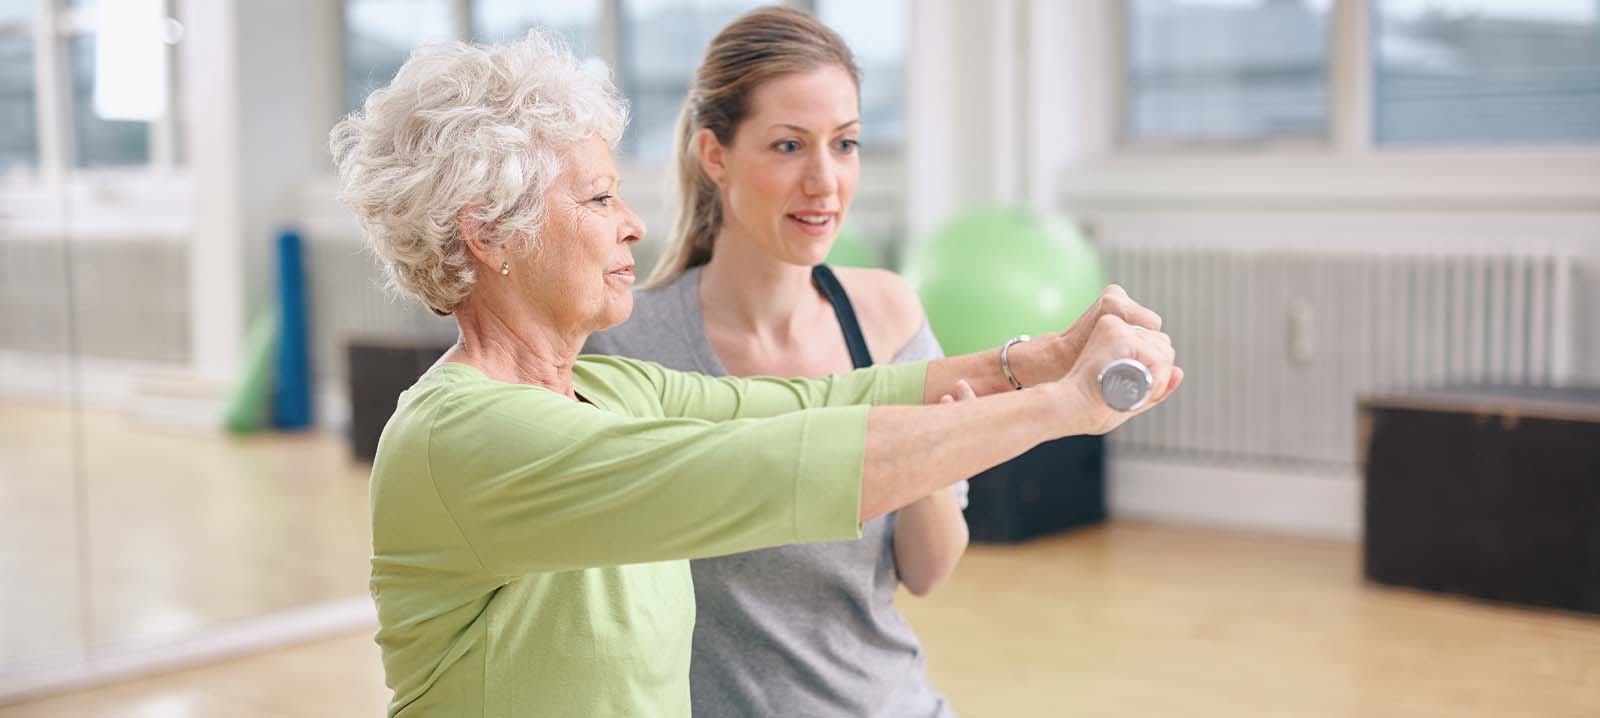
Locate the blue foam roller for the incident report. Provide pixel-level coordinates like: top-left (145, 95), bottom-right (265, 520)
top-left (272, 228), bottom-right (313, 429)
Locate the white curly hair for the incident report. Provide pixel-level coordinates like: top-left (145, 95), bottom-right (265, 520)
top-left (330, 29), bottom-right (627, 315)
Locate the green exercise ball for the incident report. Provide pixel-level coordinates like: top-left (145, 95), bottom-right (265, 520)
top-left (906, 206), bottom-right (1104, 357)
top-left (823, 224), bottom-right (884, 269)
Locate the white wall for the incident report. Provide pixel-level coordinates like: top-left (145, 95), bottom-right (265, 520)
top-left (235, 1), bottom-right (345, 320)
top-left (185, 0), bottom-right (344, 383)
top-left (906, 0), bottom-right (1013, 242)
top-left (181, 0), bottom-right (242, 382)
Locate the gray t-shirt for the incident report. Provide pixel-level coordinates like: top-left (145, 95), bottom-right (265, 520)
top-left (584, 265), bottom-right (955, 718)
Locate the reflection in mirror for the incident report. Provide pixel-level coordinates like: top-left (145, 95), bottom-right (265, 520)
top-left (0, 0), bottom-right (89, 682)
top-left (2, 0), bottom-right (377, 702)
top-left (0, 216), bottom-right (90, 680)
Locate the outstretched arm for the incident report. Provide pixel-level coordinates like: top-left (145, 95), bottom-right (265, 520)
top-left (416, 316), bottom-right (1178, 576)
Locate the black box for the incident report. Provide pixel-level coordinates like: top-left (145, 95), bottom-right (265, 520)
top-left (347, 340), bottom-right (453, 462)
top-left (1361, 386), bottom-right (1600, 614)
top-left (964, 435), bottom-right (1106, 543)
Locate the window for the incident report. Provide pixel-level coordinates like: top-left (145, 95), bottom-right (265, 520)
top-left (1124, 0), bottom-right (1334, 143)
top-left (1119, 0), bottom-right (1600, 150)
top-left (0, 0), bottom-right (181, 174)
top-left (817, 0), bottom-right (906, 150)
top-left (343, 0), bottom-right (458, 113)
top-left (618, 0), bottom-right (766, 162)
top-left (70, 35), bottom-right (151, 167)
top-left (0, 5), bottom-right (36, 172)
top-left (471, 1), bottom-right (597, 55)
top-left (68, 0), bottom-right (178, 168)
top-left (342, 2), bottom-right (599, 114)
top-left (1373, 0), bottom-right (1600, 146)
top-left (340, 0), bottom-right (909, 164)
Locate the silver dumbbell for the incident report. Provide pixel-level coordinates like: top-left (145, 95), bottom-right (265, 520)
top-left (1097, 358), bottom-right (1152, 412)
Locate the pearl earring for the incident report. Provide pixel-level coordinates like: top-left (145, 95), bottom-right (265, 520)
top-left (499, 262), bottom-right (510, 276)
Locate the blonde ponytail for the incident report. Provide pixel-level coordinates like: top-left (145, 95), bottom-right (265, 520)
top-left (643, 100), bottom-right (722, 287)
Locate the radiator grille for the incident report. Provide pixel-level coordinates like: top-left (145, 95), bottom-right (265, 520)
top-left (0, 238), bottom-right (188, 362)
top-left (1103, 249), bottom-right (1580, 466)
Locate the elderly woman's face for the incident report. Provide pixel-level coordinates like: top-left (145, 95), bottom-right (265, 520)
top-left (716, 66), bottom-right (860, 267)
top-left (518, 136), bottom-right (644, 335)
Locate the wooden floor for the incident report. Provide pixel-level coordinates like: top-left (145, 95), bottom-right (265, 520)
top-left (0, 401), bottom-right (372, 667)
top-left (3, 521), bottom-right (1597, 717)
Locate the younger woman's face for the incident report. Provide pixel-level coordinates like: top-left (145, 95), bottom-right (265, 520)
top-left (704, 66), bottom-right (860, 267)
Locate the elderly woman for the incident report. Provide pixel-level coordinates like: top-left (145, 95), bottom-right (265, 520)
top-left (331, 31), bottom-right (1180, 718)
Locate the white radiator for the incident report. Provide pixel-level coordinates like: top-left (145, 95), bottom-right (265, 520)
top-left (1102, 248), bottom-right (1580, 466)
top-left (0, 238), bottom-right (188, 363)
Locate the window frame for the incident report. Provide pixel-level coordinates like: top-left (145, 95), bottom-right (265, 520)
top-left (333, 0), bottom-right (906, 234)
top-left (340, 0), bottom-right (902, 161)
top-left (1114, 0), bottom-right (1341, 152)
top-left (1, 0), bottom-right (182, 184)
top-left (0, 0), bottom-right (190, 245)
top-left (1044, 0), bottom-right (1600, 212)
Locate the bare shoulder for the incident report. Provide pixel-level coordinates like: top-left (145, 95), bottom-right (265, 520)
top-left (831, 266), bottom-right (927, 360)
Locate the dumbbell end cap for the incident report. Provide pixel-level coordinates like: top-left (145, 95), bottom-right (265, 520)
top-left (1097, 358), bottom-right (1153, 412)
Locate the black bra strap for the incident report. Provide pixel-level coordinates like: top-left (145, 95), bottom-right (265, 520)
top-left (811, 264), bottom-right (874, 369)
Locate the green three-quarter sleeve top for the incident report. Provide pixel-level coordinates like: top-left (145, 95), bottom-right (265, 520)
top-left (368, 354), bottom-right (928, 717)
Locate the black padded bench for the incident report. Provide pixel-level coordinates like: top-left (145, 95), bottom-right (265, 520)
top-left (1361, 386), bottom-right (1600, 614)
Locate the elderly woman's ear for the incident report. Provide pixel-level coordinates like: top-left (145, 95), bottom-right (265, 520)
top-left (458, 206), bottom-right (500, 270)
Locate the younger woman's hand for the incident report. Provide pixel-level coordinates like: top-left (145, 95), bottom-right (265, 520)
top-left (939, 379), bottom-right (977, 405)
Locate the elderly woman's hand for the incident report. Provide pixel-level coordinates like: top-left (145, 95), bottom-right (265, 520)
top-left (1028, 284), bottom-right (1163, 384)
top-left (1046, 312), bottom-right (1182, 436)
top-left (1058, 284), bottom-right (1162, 367)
